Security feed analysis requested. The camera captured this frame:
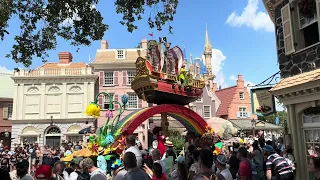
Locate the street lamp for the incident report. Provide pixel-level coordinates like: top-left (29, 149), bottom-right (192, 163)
top-left (50, 116), bottom-right (53, 126)
top-left (251, 119), bottom-right (256, 137)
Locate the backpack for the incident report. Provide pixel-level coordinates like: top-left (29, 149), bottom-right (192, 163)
top-left (249, 159), bottom-right (265, 180)
top-left (76, 171), bottom-right (90, 180)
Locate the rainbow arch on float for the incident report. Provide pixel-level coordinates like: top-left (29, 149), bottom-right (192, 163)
top-left (114, 104), bottom-right (208, 135)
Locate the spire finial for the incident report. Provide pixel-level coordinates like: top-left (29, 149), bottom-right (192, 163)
top-left (189, 49), bottom-right (193, 65)
top-left (205, 23), bottom-right (212, 49)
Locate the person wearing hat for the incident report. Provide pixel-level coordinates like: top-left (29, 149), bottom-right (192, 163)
top-left (214, 154), bottom-right (233, 180)
top-left (171, 156), bottom-right (187, 180)
top-left (35, 165), bottom-right (53, 180)
top-left (264, 145), bottom-right (293, 180)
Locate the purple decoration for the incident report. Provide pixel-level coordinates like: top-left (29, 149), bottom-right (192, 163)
top-left (105, 110), bottom-right (113, 118)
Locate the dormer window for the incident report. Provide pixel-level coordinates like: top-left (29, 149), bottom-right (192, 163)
top-left (239, 92), bottom-right (244, 100)
top-left (117, 50), bottom-right (125, 59)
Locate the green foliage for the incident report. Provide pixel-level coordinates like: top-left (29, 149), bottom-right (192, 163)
top-left (0, 0), bottom-right (178, 67)
top-left (259, 111), bottom-right (288, 127)
top-left (168, 130), bottom-right (185, 151)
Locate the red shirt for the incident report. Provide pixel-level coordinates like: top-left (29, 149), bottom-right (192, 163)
top-left (239, 161), bottom-right (252, 179)
top-left (151, 173), bottom-right (166, 180)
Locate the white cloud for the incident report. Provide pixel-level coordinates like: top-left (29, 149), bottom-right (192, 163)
top-left (229, 75), bottom-right (237, 81)
top-left (0, 66), bottom-right (13, 74)
top-left (226, 0), bottom-right (274, 32)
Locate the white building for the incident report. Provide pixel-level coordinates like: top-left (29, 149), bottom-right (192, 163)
top-left (11, 52), bottom-right (97, 148)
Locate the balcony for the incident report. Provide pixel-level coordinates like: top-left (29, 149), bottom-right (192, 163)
top-left (13, 67), bottom-right (93, 77)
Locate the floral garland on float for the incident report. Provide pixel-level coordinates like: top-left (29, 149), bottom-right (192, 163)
top-left (62, 92), bottom-right (129, 164)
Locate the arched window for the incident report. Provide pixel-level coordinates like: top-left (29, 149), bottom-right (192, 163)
top-left (27, 87), bottom-right (39, 93)
top-left (69, 86), bottom-right (81, 93)
top-left (46, 126), bottom-right (61, 135)
top-left (48, 86), bottom-right (60, 92)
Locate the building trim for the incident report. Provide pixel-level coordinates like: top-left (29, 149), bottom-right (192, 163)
top-left (11, 118), bottom-right (96, 124)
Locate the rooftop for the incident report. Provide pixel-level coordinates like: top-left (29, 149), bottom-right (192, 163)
top-left (0, 73), bottom-right (14, 99)
top-left (229, 119), bottom-right (283, 130)
top-left (270, 68), bottom-right (320, 92)
top-left (215, 86), bottom-right (237, 116)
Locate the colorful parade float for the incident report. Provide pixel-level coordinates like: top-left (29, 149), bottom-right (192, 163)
top-left (62, 37), bottom-right (222, 166)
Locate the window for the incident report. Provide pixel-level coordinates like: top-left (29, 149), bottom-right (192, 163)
top-left (104, 94), bottom-right (114, 109)
top-left (68, 94), bottom-right (82, 113)
top-left (67, 135), bottom-right (83, 144)
top-left (117, 50), bottom-right (125, 59)
top-left (104, 72), bottom-right (114, 85)
top-left (127, 94), bottom-right (138, 109)
top-left (127, 72), bottom-right (135, 85)
top-left (3, 103), bottom-right (13, 120)
top-left (203, 105), bottom-right (211, 118)
top-left (239, 92), bottom-right (244, 100)
top-left (47, 94), bottom-right (61, 114)
top-left (23, 137), bottom-right (37, 144)
top-left (239, 107), bottom-right (247, 118)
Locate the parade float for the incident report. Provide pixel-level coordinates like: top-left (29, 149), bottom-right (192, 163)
top-left (62, 37), bottom-right (221, 165)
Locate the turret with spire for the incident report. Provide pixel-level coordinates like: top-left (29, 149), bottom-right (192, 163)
top-left (204, 24), bottom-right (213, 80)
top-left (189, 50), bottom-right (194, 77)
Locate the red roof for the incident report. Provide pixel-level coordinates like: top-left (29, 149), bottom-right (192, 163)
top-left (215, 86), bottom-right (237, 116)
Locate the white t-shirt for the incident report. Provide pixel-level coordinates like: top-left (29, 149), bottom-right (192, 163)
top-left (219, 168), bottom-right (233, 180)
top-left (125, 146), bottom-right (143, 168)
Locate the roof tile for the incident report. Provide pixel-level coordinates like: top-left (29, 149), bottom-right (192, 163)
top-left (215, 86), bottom-right (237, 116)
top-left (271, 69), bottom-right (320, 91)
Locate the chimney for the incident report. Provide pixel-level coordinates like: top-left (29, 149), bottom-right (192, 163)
top-left (58, 52), bottom-right (73, 64)
top-left (212, 83), bottom-right (218, 91)
top-left (101, 40), bottom-right (109, 49)
top-left (141, 39), bottom-right (148, 49)
top-left (237, 74), bottom-right (244, 88)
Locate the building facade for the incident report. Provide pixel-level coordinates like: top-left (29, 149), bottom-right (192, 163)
top-left (11, 52), bottom-right (97, 148)
top-left (0, 73), bottom-right (14, 148)
top-left (215, 75), bottom-right (256, 120)
top-left (91, 39), bottom-right (149, 148)
top-left (263, 0), bottom-right (320, 179)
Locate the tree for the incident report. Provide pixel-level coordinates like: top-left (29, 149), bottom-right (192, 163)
top-left (259, 111), bottom-right (288, 127)
top-left (168, 130), bottom-right (184, 151)
top-left (0, 0), bottom-right (178, 67)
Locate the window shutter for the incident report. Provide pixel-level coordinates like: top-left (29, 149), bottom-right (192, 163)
top-left (114, 71), bottom-right (119, 85)
top-left (247, 112), bottom-right (251, 118)
top-left (99, 95), bottom-right (103, 109)
top-left (281, 4), bottom-right (295, 55)
top-left (138, 98), bottom-right (143, 108)
top-left (3, 104), bottom-right (8, 120)
top-left (236, 112), bottom-right (241, 118)
top-left (99, 71), bottom-right (104, 86)
top-left (114, 94), bottom-right (119, 109)
top-left (123, 71), bottom-right (127, 85)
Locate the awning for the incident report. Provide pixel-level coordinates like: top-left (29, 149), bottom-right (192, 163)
top-left (228, 119), bottom-right (283, 130)
top-left (21, 126), bottom-right (39, 136)
top-left (79, 126), bottom-right (91, 134)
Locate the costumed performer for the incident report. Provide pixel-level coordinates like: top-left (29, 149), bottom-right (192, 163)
top-left (178, 64), bottom-right (186, 84)
top-left (86, 126), bottom-right (98, 143)
top-left (153, 127), bottom-right (166, 157)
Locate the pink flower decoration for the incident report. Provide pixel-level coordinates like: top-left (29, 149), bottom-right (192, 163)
top-left (105, 110), bottom-right (113, 118)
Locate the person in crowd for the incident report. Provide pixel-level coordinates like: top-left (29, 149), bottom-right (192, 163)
top-left (125, 135), bottom-right (143, 168)
top-left (214, 154), bottom-right (233, 180)
top-left (16, 159), bottom-right (33, 180)
top-left (229, 142), bottom-right (240, 179)
top-left (53, 161), bottom-right (68, 180)
top-left (283, 147), bottom-right (295, 172)
top-left (237, 147), bottom-right (252, 180)
top-left (151, 149), bottom-right (166, 174)
top-left (308, 155), bottom-right (320, 180)
top-left (151, 162), bottom-right (166, 180)
top-left (186, 145), bottom-right (196, 171)
top-left (171, 156), bottom-right (187, 180)
top-left (252, 140), bottom-right (264, 172)
top-left (0, 167), bottom-right (11, 180)
top-left (35, 165), bottom-right (53, 180)
top-left (188, 149), bottom-right (200, 180)
top-left (163, 148), bottom-right (176, 179)
top-left (80, 158), bottom-right (107, 180)
top-left (264, 145), bottom-right (293, 180)
top-left (192, 148), bottom-right (215, 180)
top-left (122, 152), bottom-right (150, 180)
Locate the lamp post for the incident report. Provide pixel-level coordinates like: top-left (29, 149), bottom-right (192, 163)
top-left (4, 129), bottom-right (9, 138)
top-left (251, 119), bottom-right (256, 137)
top-left (50, 116), bottom-right (53, 126)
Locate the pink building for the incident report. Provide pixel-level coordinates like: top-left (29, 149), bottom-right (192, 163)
top-left (90, 39), bottom-right (149, 148)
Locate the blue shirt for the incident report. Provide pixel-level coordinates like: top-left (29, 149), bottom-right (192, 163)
top-left (97, 155), bottom-right (107, 172)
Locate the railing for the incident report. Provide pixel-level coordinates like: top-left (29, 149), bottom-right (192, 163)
top-left (13, 67), bottom-right (93, 76)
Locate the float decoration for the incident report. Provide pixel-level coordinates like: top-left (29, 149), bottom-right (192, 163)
top-left (84, 92), bottom-right (129, 155)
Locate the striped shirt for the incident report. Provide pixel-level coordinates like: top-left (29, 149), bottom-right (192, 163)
top-left (266, 153), bottom-right (292, 175)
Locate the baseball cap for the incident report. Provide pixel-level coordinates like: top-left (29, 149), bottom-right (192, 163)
top-left (216, 154), bottom-right (227, 165)
top-left (263, 145), bottom-right (275, 153)
top-left (36, 165), bottom-right (52, 178)
top-left (176, 155), bottom-right (185, 164)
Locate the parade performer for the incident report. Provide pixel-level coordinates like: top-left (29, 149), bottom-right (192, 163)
top-left (178, 65), bottom-right (186, 84)
top-left (153, 127), bottom-right (166, 157)
top-left (86, 126), bottom-right (98, 143)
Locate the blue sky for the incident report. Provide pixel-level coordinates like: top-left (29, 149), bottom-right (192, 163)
top-left (0, 0), bottom-right (278, 88)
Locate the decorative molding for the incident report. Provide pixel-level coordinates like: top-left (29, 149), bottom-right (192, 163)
top-left (27, 87), bottom-right (39, 93)
top-left (48, 86), bottom-right (60, 92)
top-left (13, 76), bottom-right (97, 85)
top-left (69, 86), bottom-right (82, 92)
